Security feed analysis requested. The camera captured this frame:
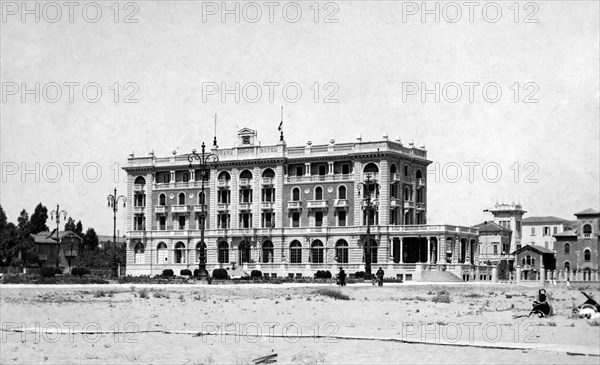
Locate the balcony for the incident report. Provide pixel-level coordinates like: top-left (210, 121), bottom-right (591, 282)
top-left (217, 179), bottom-right (230, 188)
top-left (287, 201), bottom-right (303, 210)
top-left (390, 199), bottom-right (402, 208)
top-left (404, 201), bottom-right (415, 209)
top-left (416, 202), bottom-right (426, 211)
top-left (262, 177), bottom-right (274, 185)
top-left (261, 201), bottom-right (275, 210)
top-left (217, 203), bottom-right (230, 211)
top-left (133, 206), bottom-right (145, 214)
top-left (334, 199), bottom-right (349, 209)
top-left (307, 200), bottom-right (328, 210)
top-left (417, 178), bottom-right (426, 187)
top-left (391, 173), bottom-right (400, 182)
top-left (133, 184), bottom-right (145, 192)
top-left (238, 202), bottom-right (252, 211)
top-left (154, 206), bottom-right (167, 214)
top-left (171, 205), bottom-right (189, 213)
top-left (239, 178), bottom-right (252, 187)
top-left (193, 204), bottom-right (208, 212)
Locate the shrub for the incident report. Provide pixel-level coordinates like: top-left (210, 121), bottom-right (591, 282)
top-left (138, 289), bottom-right (149, 299)
top-left (71, 267), bottom-right (91, 276)
top-left (40, 266), bottom-right (62, 278)
top-left (180, 269), bottom-right (192, 276)
top-left (432, 292), bottom-right (451, 303)
top-left (162, 269), bottom-right (174, 277)
top-left (315, 270), bottom-right (332, 279)
top-left (251, 270), bottom-right (262, 278)
top-left (212, 268), bottom-right (229, 280)
top-left (315, 289), bottom-right (350, 301)
top-left (354, 271), bottom-right (365, 279)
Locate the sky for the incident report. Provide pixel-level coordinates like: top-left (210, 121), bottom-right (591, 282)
top-left (1, 0), bottom-right (599, 235)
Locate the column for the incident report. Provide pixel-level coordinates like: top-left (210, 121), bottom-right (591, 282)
top-left (399, 237), bottom-right (404, 263)
top-left (426, 238), bottom-right (431, 264)
top-left (516, 265), bottom-right (521, 284)
top-left (451, 238), bottom-right (459, 264)
top-left (492, 266), bottom-right (498, 283)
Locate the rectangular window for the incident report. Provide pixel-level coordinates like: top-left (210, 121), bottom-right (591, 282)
top-left (553, 227), bottom-right (557, 234)
top-left (240, 188), bottom-right (252, 203)
top-left (262, 188), bottom-right (275, 202)
top-left (493, 245), bottom-right (498, 254)
top-left (404, 165), bottom-right (408, 176)
top-left (292, 212), bottom-right (300, 227)
top-left (134, 216), bottom-right (145, 230)
top-left (530, 227), bottom-right (535, 235)
top-left (178, 216), bottom-right (186, 230)
top-left (218, 213), bottom-right (230, 229)
top-left (338, 211), bottom-right (346, 226)
top-left (416, 189), bottom-right (424, 203)
top-left (502, 243), bottom-right (509, 254)
top-left (342, 163), bottom-right (350, 175)
top-left (262, 212), bottom-right (274, 228)
top-left (159, 216), bottom-right (166, 230)
top-left (134, 193), bottom-right (145, 207)
top-left (296, 166), bottom-right (303, 176)
top-left (218, 190), bottom-right (231, 204)
top-left (318, 165), bottom-right (326, 175)
top-left (239, 213), bottom-right (252, 228)
top-left (315, 211), bottom-right (323, 227)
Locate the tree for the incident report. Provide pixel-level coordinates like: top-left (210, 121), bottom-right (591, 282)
top-left (0, 205), bottom-right (7, 231)
top-left (64, 217), bottom-right (76, 232)
top-left (75, 221), bottom-right (83, 236)
top-left (0, 222), bottom-right (18, 267)
top-left (83, 228), bottom-right (99, 251)
top-left (12, 210), bottom-right (37, 268)
top-left (29, 203), bottom-right (49, 234)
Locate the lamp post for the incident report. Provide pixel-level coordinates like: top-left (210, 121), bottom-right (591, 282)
top-left (357, 174), bottom-right (380, 278)
top-left (189, 142), bottom-right (219, 280)
top-left (50, 205), bottom-right (67, 268)
top-left (107, 188), bottom-right (127, 277)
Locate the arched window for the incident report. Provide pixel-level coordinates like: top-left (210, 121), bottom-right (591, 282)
top-left (522, 257), bottom-right (526, 266)
top-left (159, 193), bottom-right (166, 206)
top-left (390, 164), bottom-right (397, 173)
top-left (178, 192), bottom-right (186, 205)
top-left (338, 185), bottom-right (347, 200)
top-left (583, 224), bottom-right (592, 238)
top-left (290, 241), bottom-right (302, 264)
top-left (262, 241), bottom-right (274, 263)
top-left (564, 261), bottom-right (570, 272)
top-left (584, 249), bottom-right (591, 261)
top-left (315, 187), bottom-right (323, 200)
top-left (198, 191), bottom-right (205, 205)
top-left (134, 242), bottom-right (145, 264)
top-left (239, 241), bottom-right (251, 263)
top-left (531, 257), bottom-right (535, 266)
top-left (134, 176), bottom-right (146, 185)
top-left (157, 242), bottom-right (168, 263)
top-left (564, 243), bottom-right (570, 254)
top-left (416, 169), bottom-right (423, 179)
top-left (335, 240), bottom-right (348, 263)
top-left (292, 188), bottom-right (300, 201)
top-left (218, 171), bottom-right (231, 181)
top-left (175, 242), bottom-right (186, 263)
top-left (363, 163), bottom-right (379, 174)
top-left (196, 242), bottom-right (206, 263)
top-left (240, 170), bottom-right (253, 180)
top-left (311, 240), bottom-right (324, 263)
top-left (262, 168), bottom-right (275, 178)
top-left (404, 187), bottom-right (411, 201)
top-left (218, 241), bottom-right (229, 263)
top-left (526, 255), bottom-right (531, 265)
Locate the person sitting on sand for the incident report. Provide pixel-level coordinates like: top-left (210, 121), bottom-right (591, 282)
top-left (338, 268), bottom-right (346, 286)
top-left (529, 289), bottom-right (552, 317)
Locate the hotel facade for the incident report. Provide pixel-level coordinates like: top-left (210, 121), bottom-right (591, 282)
top-left (123, 128), bottom-right (485, 281)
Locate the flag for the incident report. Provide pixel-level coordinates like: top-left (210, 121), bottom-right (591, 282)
top-left (278, 120), bottom-right (283, 131)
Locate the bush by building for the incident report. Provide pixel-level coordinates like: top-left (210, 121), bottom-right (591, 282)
top-left (212, 268), bottom-right (229, 280)
top-left (180, 269), bottom-right (192, 276)
top-left (314, 270), bottom-right (332, 279)
top-left (40, 266), bottom-right (62, 278)
top-left (162, 269), bottom-right (174, 277)
top-left (71, 267), bottom-right (91, 276)
top-left (250, 270), bottom-right (262, 278)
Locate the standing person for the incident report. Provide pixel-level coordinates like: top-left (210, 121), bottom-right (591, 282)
top-left (376, 267), bottom-right (384, 287)
top-left (566, 278), bottom-right (571, 289)
top-left (338, 268), bottom-right (346, 287)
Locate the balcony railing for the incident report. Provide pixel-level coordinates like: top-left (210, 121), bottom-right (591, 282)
top-left (217, 179), bottom-right (230, 188)
top-left (391, 173), bottom-right (400, 182)
top-left (417, 178), bottom-right (426, 187)
top-left (238, 202), bottom-right (252, 211)
top-left (307, 200), bottom-right (328, 210)
top-left (133, 206), bottom-right (145, 214)
top-left (239, 178), bottom-right (252, 187)
top-left (390, 199), bottom-right (402, 208)
top-left (154, 206), bottom-right (167, 214)
top-left (287, 201), bottom-right (302, 210)
top-left (261, 201), bottom-right (275, 210)
top-left (404, 201), bottom-right (415, 209)
top-left (193, 204), bottom-right (208, 212)
top-left (217, 203), bottom-right (230, 211)
top-left (416, 202), bottom-right (426, 210)
top-left (133, 184), bottom-right (145, 191)
top-left (334, 199), bottom-right (349, 209)
top-left (262, 177), bottom-right (274, 185)
top-left (171, 205), bottom-right (189, 213)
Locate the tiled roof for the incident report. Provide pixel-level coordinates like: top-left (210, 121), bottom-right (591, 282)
top-left (30, 232), bottom-right (57, 244)
top-left (575, 208), bottom-right (600, 216)
top-left (474, 221), bottom-right (511, 233)
top-left (554, 230), bottom-right (577, 237)
top-left (522, 216), bottom-right (567, 224)
top-left (512, 244), bottom-right (555, 255)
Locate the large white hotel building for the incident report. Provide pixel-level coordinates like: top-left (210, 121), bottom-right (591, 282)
top-left (123, 128), bottom-right (485, 281)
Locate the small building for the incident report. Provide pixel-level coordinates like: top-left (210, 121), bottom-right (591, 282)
top-left (31, 230), bottom-right (83, 273)
top-left (554, 208), bottom-right (599, 281)
top-left (513, 245), bottom-right (556, 281)
top-left (474, 221), bottom-right (512, 279)
top-left (522, 216), bottom-right (572, 250)
top-left (483, 203), bottom-right (525, 253)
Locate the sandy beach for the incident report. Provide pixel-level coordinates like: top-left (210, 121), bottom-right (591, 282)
top-left (1, 282), bottom-right (599, 364)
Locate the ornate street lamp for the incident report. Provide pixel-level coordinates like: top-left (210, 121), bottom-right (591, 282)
top-left (189, 142), bottom-right (219, 280)
top-left (357, 174), bottom-right (380, 278)
top-left (50, 205), bottom-right (67, 268)
top-left (107, 188), bottom-right (127, 277)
